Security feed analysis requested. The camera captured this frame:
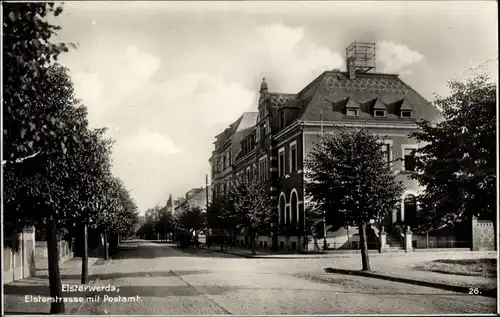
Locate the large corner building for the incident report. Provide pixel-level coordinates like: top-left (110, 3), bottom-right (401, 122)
top-left (209, 42), bottom-right (443, 251)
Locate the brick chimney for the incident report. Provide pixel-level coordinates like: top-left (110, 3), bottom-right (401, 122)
top-left (347, 56), bottom-right (356, 80)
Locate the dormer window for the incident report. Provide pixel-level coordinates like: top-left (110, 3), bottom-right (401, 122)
top-left (399, 100), bottom-right (414, 118)
top-left (401, 110), bottom-right (412, 118)
top-left (372, 98), bottom-right (387, 118)
top-left (347, 109), bottom-right (358, 116)
top-left (344, 97), bottom-right (360, 117)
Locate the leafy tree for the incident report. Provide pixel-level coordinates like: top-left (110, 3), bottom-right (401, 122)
top-left (155, 206), bottom-right (174, 240)
top-left (3, 64), bottom-right (95, 314)
top-left (177, 206), bottom-right (206, 233)
top-left (3, 3), bottom-right (76, 167)
top-left (305, 129), bottom-right (404, 271)
top-left (228, 177), bottom-right (273, 255)
top-left (410, 74), bottom-right (496, 234)
top-left (206, 193), bottom-right (242, 249)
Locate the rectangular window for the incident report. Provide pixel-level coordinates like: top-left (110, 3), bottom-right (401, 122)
top-left (278, 149), bottom-right (285, 177)
top-left (260, 124), bottom-right (266, 139)
top-left (223, 157), bottom-right (227, 169)
top-left (259, 158), bottom-right (268, 181)
top-left (403, 147), bottom-right (417, 172)
top-left (401, 111), bottom-right (412, 118)
top-left (347, 109), bottom-right (358, 116)
top-left (259, 157), bottom-right (266, 182)
top-left (264, 159), bottom-right (268, 180)
top-left (374, 110), bottom-right (386, 117)
top-left (246, 167), bottom-right (251, 181)
top-left (290, 143), bottom-right (297, 173)
top-left (380, 144), bottom-right (390, 166)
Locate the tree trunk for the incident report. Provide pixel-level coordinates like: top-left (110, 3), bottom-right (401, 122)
top-left (220, 229), bottom-right (224, 251)
top-left (272, 225), bottom-right (279, 251)
top-left (103, 231), bottom-right (109, 261)
top-left (81, 224), bottom-right (89, 284)
top-left (251, 231), bottom-right (256, 255)
top-left (359, 223), bottom-right (371, 271)
top-left (426, 232), bottom-right (429, 249)
top-left (46, 217), bottom-right (65, 314)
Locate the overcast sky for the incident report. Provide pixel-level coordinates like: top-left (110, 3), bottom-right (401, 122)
top-left (52, 1), bottom-right (498, 214)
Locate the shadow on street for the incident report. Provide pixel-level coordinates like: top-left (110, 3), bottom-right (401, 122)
top-left (29, 269), bottom-right (215, 282)
top-left (111, 240), bottom-right (239, 259)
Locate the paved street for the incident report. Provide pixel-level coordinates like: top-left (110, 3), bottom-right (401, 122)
top-left (74, 240), bottom-right (495, 315)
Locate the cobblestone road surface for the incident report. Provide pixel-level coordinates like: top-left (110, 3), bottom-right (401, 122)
top-left (72, 240), bottom-right (496, 315)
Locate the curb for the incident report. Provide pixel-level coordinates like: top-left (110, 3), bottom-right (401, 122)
top-left (200, 247), bottom-right (496, 260)
top-left (324, 267), bottom-right (497, 298)
top-left (199, 247), bottom-right (270, 259)
top-left (200, 247), bottom-right (350, 259)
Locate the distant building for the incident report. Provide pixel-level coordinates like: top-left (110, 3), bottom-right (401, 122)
top-left (174, 186), bottom-right (212, 214)
top-left (209, 112), bottom-right (259, 198)
top-left (166, 194), bottom-right (173, 214)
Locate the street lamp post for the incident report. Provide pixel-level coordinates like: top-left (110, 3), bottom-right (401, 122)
top-left (323, 211), bottom-right (327, 250)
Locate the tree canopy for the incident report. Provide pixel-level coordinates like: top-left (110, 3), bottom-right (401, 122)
top-left (305, 129), bottom-right (404, 227)
top-left (410, 74), bottom-right (496, 231)
top-left (305, 128), bottom-right (404, 270)
top-left (3, 2), bottom-right (76, 166)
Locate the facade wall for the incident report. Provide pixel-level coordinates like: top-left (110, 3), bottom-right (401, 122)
top-left (3, 228), bottom-right (39, 284)
top-left (234, 151), bottom-right (257, 187)
top-left (275, 131), bottom-right (305, 239)
top-left (185, 187), bottom-right (212, 212)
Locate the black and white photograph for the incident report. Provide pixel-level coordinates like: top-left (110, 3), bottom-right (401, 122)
top-left (2, 1), bottom-right (498, 315)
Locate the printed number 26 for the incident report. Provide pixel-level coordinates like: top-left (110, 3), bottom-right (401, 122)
top-left (469, 288), bottom-right (480, 295)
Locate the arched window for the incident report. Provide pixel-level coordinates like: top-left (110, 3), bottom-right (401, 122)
top-left (279, 194), bottom-right (286, 226)
top-left (291, 191), bottom-right (298, 225)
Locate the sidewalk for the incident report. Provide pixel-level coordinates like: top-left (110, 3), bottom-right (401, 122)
top-left (201, 245), bottom-right (496, 259)
top-left (203, 246), bottom-right (497, 296)
top-left (3, 256), bottom-right (109, 315)
top-left (324, 261), bottom-right (497, 297)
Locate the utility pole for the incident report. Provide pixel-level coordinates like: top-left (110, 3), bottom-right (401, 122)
top-left (323, 212), bottom-right (328, 251)
top-left (205, 174), bottom-right (209, 210)
top-left (320, 109), bottom-right (328, 251)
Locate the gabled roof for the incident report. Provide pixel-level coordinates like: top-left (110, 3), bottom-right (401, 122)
top-left (372, 98), bottom-right (387, 110)
top-left (297, 71), bottom-right (443, 123)
top-left (399, 100), bottom-right (414, 111)
top-left (345, 97), bottom-right (360, 109)
top-left (230, 112), bottom-right (258, 160)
